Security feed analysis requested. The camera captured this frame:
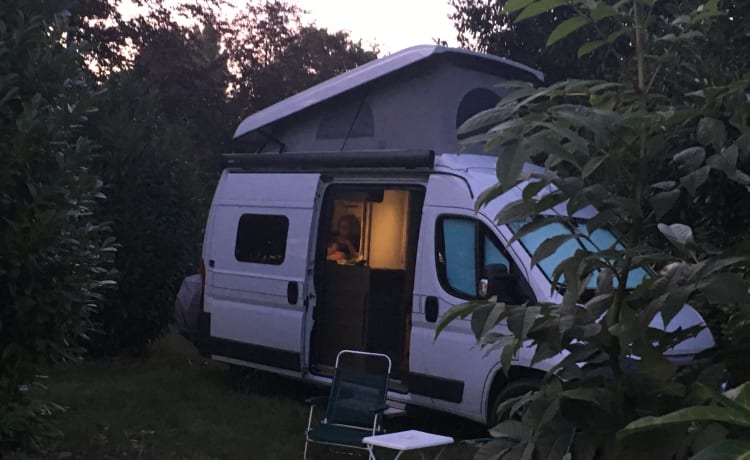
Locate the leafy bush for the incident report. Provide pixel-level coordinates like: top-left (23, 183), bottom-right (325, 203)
top-left (86, 73), bottom-right (206, 354)
top-left (0, 2), bottom-right (115, 451)
top-left (440, 0), bottom-right (750, 458)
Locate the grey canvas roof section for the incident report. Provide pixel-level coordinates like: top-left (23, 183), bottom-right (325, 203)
top-left (233, 45), bottom-right (543, 139)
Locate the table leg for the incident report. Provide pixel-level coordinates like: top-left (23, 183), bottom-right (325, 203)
top-left (419, 446), bottom-right (448, 460)
top-left (433, 447), bottom-right (448, 460)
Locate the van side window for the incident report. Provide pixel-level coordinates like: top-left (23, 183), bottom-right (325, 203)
top-left (235, 214), bottom-right (289, 265)
top-left (436, 216), bottom-right (511, 299)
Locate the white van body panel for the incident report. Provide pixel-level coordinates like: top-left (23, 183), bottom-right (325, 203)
top-left (414, 204), bottom-right (503, 420)
top-left (203, 173), bottom-right (320, 372)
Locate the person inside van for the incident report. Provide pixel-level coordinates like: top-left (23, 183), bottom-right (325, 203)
top-left (327, 214), bottom-right (360, 262)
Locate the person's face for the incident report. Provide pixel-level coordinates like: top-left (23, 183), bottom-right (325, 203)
top-left (338, 220), bottom-right (353, 238)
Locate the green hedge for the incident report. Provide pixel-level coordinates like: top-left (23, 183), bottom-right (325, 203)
top-left (0, 2), bottom-right (115, 451)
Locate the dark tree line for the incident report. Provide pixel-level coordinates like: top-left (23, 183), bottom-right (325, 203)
top-left (450, 0), bottom-right (749, 84)
top-left (0, 0), bottom-right (375, 451)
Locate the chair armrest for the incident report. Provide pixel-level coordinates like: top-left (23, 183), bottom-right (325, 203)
top-left (369, 404), bottom-right (389, 414)
top-left (305, 396), bottom-right (329, 407)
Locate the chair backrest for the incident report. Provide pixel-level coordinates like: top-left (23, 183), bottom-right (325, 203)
top-left (325, 350), bottom-right (391, 428)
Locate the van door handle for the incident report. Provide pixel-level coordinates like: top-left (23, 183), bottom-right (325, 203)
top-left (425, 296), bottom-right (439, 323)
top-left (287, 281), bottom-right (299, 305)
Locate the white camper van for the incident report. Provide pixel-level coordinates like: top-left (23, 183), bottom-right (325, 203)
top-left (193, 46), bottom-right (715, 424)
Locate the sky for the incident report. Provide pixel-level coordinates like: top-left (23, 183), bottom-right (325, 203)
top-left (292, 0), bottom-right (459, 54)
top-left (119, 0), bottom-right (459, 55)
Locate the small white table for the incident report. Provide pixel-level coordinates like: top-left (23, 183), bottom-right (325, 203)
top-left (362, 429), bottom-right (454, 460)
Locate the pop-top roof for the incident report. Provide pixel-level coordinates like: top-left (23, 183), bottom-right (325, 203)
top-left (233, 45), bottom-right (543, 139)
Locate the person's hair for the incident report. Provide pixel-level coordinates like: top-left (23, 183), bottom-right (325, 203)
top-left (338, 214), bottom-right (360, 246)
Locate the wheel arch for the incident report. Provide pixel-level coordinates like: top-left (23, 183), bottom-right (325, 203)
top-left (482, 364), bottom-right (547, 424)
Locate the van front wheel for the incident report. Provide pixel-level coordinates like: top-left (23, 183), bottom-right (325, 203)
top-left (487, 378), bottom-right (541, 427)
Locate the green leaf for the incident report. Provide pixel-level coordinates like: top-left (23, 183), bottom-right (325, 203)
top-left (522, 180), bottom-right (549, 201)
top-left (737, 134), bottom-right (750, 157)
top-left (672, 146), bottom-right (706, 170)
top-left (697, 117), bottom-right (727, 150)
top-left (516, 0), bottom-right (566, 22)
top-left (500, 85), bottom-right (540, 105)
top-left (496, 141), bottom-right (531, 191)
top-left (496, 199), bottom-right (539, 225)
top-left (650, 189), bottom-right (681, 220)
top-left (531, 234), bottom-right (578, 267)
top-left (500, 339), bottom-right (517, 374)
top-left (651, 180), bottom-right (677, 190)
top-left (538, 122), bottom-right (588, 153)
top-left (658, 31), bottom-right (704, 42)
top-left (507, 216), bottom-right (569, 245)
top-left (459, 106), bottom-right (514, 135)
top-left (607, 28), bottom-right (629, 43)
top-left (671, 14), bottom-right (691, 26)
top-left (585, 293), bottom-right (613, 318)
top-left (479, 303), bottom-right (510, 339)
top-left (546, 16), bottom-right (590, 46)
top-left (658, 223), bottom-right (695, 247)
top-left (700, 273), bottom-right (749, 305)
top-left (532, 131), bottom-right (583, 169)
top-left (581, 156), bottom-right (606, 178)
top-left (475, 439), bottom-right (515, 460)
top-left (490, 419), bottom-right (532, 441)
top-left (435, 300), bottom-right (490, 339)
top-left (731, 170), bottom-right (750, 186)
top-left (504, 0), bottom-right (536, 13)
top-left (620, 406), bottom-right (750, 438)
top-left (535, 189), bottom-right (569, 214)
top-left (706, 145), bottom-right (738, 176)
top-left (680, 166), bottom-right (711, 196)
top-left (691, 440), bottom-right (750, 460)
top-left (549, 104), bottom-right (610, 142)
top-left (591, 5), bottom-right (619, 21)
top-left (507, 305), bottom-right (542, 338)
top-left (694, 256), bottom-right (748, 281)
top-left (561, 387), bottom-right (610, 407)
top-left (578, 40), bottom-right (606, 58)
top-left (725, 383), bottom-right (750, 410)
top-left (476, 183), bottom-right (507, 211)
top-left (487, 117), bottom-right (527, 136)
top-left (650, 262), bottom-right (693, 296)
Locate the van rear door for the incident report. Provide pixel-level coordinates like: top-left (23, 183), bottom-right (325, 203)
top-left (203, 172), bottom-right (320, 376)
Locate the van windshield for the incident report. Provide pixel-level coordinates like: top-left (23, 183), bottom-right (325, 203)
top-left (508, 219), bottom-right (648, 289)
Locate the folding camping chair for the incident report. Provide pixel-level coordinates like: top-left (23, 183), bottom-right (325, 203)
top-left (303, 350), bottom-right (392, 459)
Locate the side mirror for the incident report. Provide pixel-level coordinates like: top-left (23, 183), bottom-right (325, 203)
top-left (480, 264), bottom-right (521, 304)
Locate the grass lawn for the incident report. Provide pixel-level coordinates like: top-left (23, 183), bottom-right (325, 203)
top-left (35, 331), bottom-right (481, 459)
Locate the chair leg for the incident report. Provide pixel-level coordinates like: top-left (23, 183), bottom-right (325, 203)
top-left (304, 405), bottom-right (315, 460)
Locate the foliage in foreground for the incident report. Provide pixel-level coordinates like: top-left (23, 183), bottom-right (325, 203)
top-left (441, 0), bottom-right (750, 458)
top-left (0, 0), bottom-right (115, 451)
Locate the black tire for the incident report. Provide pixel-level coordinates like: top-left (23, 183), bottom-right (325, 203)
top-left (488, 378), bottom-right (541, 427)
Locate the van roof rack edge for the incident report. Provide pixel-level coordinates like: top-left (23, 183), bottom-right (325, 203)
top-left (221, 150), bottom-right (436, 171)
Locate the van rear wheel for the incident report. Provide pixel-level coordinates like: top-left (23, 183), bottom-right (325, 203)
top-left (488, 378), bottom-right (541, 427)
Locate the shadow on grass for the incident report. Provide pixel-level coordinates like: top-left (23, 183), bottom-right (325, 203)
top-left (35, 331), bottom-right (480, 460)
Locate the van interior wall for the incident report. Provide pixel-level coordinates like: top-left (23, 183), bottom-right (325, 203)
top-left (369, 190), bottom-right (409, 269)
